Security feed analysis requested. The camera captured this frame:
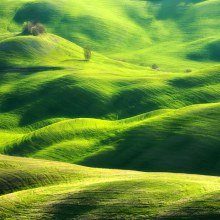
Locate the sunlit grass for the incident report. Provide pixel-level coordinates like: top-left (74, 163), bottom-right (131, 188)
top-left (0, 155), bottom-right (220, 219)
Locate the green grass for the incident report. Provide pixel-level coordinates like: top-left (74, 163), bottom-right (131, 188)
top-left (0, 34), bottom-right (219, 176)
top-left (1, 0), bottom-right (220, 70)
top-left (0, 0), bottom-right (220, 219)
top-left (1, 102), bottom-right (219, 176)
top-left (0, 155), bottom-right (220, 219)
top-left (0, 20), bottom-right (219, 176)
top-left (0, 34), bottom-right (85, 67)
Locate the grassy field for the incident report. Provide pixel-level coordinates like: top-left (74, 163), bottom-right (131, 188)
top-left (0, 0), bottom-right (220, 219)
top-left (0, 0), bottom-right (220, 70)
top-left (0, 102), bottom-right (219, 176)
top-left (0, 155), bottom-right (220, 219)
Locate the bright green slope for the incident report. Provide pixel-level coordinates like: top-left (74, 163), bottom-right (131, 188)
top-left (0, 102), bottom-right (219, 175)
top-left (0, 155), bottom-right (220, 219)
top-left (0, 34), bottom-right (83, 67)
top-left (0, 0), bottom-right (220, 70)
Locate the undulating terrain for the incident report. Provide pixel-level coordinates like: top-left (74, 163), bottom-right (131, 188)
top-left (0, 0), bottom-right (219, 219)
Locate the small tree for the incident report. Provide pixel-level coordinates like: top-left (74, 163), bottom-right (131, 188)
top-left (152, 64), bottom-right (159, 70)
top-left (22, 21), bottom-right (46, 36)
top-left (84, 47), bottom-right (92, 61)
top-left (22, 22), bottom-right (32, 35)
top-left (185, 69), bottom-right (192, 73)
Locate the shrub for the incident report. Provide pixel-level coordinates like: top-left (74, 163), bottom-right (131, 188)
top-left (185, 69), bottom-right (192, 73)
top-left (152, 64), bottom-right (159, 70)
top-left (22, 21), bottom-right (46, 36)
top-left (84, 48), bottom-right (92, 61)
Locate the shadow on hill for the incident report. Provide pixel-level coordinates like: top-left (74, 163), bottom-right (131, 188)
top-left (54, 15), bottom-right (109, 48)
top-left (111, 87), bottom-right (160, 118)
top-left (47, 180), bottom-right (157, 219)
top-left (169, 69), bottom-right (220, 88)
top-left (0, 170), bottom-right (66, 196)
top-left (159, 191), bottom-right (220, 219)
top-left (79, 108), bottom-right (220, 176)
top-left (1, 68), bottom-right (220, 126)
top-left (13, 2), bottom-right (60, 24)
top-left (0, 75), bottom-right (110, 125)
top-left (0, 66), bottom-right (64, 75)
top-left (148, 0), bottom-right (206, 20)
top-left (81, 132), bottom-right (220, 176)
top-left (187, 40), bottom-right (220, 62)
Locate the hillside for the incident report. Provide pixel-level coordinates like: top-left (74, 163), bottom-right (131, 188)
top-left (0, 34), bottom-right (219, 175)
top-left (0, 34), bottom-right (83, 67)
top-left (0, 0), bottom-right (220, 219)
top-left (0, 102), bottom-right (219, 176)
top-left (0, 155), bottom-right (220, 219)
top-left (0, 0), bottom-right (220, 70)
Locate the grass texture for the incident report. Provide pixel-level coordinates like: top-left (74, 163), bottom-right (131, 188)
top-left (0, 155), bottom-right (220, 219)
top-left (0, 0), bottom-right (220, 70)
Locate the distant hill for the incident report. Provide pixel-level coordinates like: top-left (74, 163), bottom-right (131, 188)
top-left (0, 34), bottom-right (83, 67)
top-left (0, 0), bottom-right (220, 70)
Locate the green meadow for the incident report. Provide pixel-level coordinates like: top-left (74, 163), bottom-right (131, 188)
top-left (0, 0), bottom-right (220, 219)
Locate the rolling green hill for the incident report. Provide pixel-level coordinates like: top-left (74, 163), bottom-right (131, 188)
top-left (0, 0), bottom-right (220, 219)
top-left (0, 0), bottom-right (220, 70)
top-left (0, 155), bottom-right (220, 219)
top-left (0, 34), bottom-right (219, 175)
top-left (0, 34), bottom-right (83, 67)
top-left (1, 102), bottom-right (219, 175)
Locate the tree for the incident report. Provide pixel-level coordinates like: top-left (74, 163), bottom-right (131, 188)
top-left (185, 69), bottom-right (192, 73)
top-left (84, 48), bottom-right (92, 61)
top-left (22, 21), bottom-right (46, 36)
top-left (152, 64), bottom-right (159, 70)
